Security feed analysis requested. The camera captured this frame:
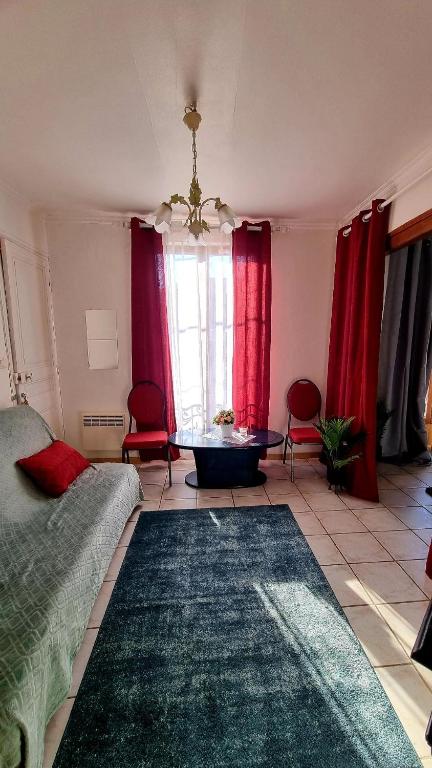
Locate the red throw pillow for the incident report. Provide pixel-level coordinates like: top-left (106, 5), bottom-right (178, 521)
top-left (16, 440), bottom-right (91, 497)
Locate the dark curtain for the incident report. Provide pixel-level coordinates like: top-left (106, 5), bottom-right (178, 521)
top-left (378, 238), bottom-right (432, 462)
top-left (232, 221), bottom-right (272, 431)
top-left (326, 200), bottom-right (390, 501)
top-left (131, 217), bottom-right (178, 459)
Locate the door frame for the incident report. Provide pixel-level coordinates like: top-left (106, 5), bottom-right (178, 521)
top-left (0, 235), bottom-right (64, 434)
top-left (0, 245), bottom-right (15, 406)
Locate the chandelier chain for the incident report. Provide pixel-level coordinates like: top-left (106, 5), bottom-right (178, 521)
top-left (192, 129), bottom-right (197, 181)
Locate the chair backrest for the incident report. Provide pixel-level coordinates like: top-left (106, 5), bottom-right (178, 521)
top-left (127, 381), bottom-right (166, 431)
top-left (287, 379), bottom-right (321, 422)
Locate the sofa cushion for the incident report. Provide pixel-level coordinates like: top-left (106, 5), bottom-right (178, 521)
top-left (17, 440), bottom-right (91, 497)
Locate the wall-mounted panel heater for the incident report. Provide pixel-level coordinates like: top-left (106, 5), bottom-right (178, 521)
top-left (81, 412), bottom-right (126, 451)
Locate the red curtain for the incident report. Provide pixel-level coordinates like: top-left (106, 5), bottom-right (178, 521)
top-left (326, 200), bottom-right (390, 501)
top-left (131, 217), bottom-right (178, 458)
top-left (232, 221), bottom-right (272, 430)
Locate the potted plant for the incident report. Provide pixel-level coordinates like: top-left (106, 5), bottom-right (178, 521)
top-left (213, 408), bottom-right (235, 438)
top-left (314, 417), bottom-right (362, 491)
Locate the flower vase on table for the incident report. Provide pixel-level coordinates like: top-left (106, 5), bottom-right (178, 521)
top-left (212, 409), bottom-right (235, 440)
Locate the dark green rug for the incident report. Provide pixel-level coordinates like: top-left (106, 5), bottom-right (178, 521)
top-left (54, 505), bottom-right (421, 768)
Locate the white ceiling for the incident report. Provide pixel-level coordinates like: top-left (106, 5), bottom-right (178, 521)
top-left (0, 0), bottom-right (432, 220)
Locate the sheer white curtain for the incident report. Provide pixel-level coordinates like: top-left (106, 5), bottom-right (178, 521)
top-left (164, 229), bottom-right (233, 431)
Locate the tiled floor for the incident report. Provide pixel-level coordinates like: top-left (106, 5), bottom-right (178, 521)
top-left (44, 458), bottom-right (432, 767)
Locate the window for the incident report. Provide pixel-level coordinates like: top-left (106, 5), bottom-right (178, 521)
top-left (164, 230), bottom-right (233, 431)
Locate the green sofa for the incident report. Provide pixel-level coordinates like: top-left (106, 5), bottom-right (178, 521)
top-left (0, 406), bottom-right (142, 768)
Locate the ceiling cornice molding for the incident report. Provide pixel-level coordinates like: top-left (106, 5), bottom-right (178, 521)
top-left (271, 219), bottom-right (336, 232)
top-left (339, 144), bottom-right (432, 228)
top-left (42, 208), bottom-right (337, 232)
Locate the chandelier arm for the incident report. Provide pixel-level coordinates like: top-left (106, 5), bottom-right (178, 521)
top-left (198, 197), bottom-right (221, 223)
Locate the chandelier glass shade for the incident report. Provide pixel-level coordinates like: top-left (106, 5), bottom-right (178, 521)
top-left (145, 106), bottom-right (239, 241)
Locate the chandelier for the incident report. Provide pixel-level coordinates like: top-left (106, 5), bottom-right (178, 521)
top-left (145, 105), bottom-right (239, 244)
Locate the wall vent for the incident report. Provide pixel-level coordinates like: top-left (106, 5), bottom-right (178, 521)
top-left (81, 411), bottom-right (126, 451)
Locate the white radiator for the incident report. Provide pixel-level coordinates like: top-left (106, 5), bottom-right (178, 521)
top-left (81, 412), bottom-right (126, 451)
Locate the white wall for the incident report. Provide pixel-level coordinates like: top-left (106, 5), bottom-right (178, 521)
top-left (47, 221), bottom-right (336, 457)
top-left (46, 221), bottom-right (131, 455)
top-left (268, 228), bottom-right (336, 451)
top-left (0, 181), bottom-right (48, 253)
top-left (388, 173), bottom-right (432, 231)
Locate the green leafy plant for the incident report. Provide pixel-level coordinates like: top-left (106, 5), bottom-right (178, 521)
top-left (314, 417), bottom-right (362, 490)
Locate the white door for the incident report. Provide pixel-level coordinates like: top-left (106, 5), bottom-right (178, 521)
top-left (0, 266), bottom-right (14, 409)
top-left (1, 240), bottom-right (63, 435)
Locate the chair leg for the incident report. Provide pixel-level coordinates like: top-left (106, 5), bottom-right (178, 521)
top-left (126, 450), bottom-right (130, 464)
top-left (283, 435), bottom-right (288, 464)
top-left (290, 443), bottom-right (294, 483)
top-left (121, 447), bottom-right (126, 463)
top-left (167, 445), bottom-right (172, 487)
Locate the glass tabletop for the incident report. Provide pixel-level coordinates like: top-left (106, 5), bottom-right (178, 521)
top-left (168, 428), bottom-right (284, 450)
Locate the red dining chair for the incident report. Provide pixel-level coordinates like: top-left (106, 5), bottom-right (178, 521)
top-left (122, 380), bottom-right (172, 486)
top-left (283, 379), bottom-right (322, 481)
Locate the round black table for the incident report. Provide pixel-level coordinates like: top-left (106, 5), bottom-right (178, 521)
top-left (168, 429), bottom-right (284, 489)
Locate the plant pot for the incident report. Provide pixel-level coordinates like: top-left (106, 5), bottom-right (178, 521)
top-left (326, 465), bottom-right (346, 491)
top-left (220, 424), bottom-right (233, 439)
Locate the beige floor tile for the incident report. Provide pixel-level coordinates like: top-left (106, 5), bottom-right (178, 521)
top-left (104, 546), bottom-right (127, 581)
top-left (375, 665), bottom-right (432, 758)
top-left (162, 484), bottom-right (196, 500)
top-left (314, 509), bottom-right (367, 534)
top-left (138, 469), bottom-right (167, 484)
top-left (344, 605), bottom-right (409, 667)
top-left (390, 474), bottom-right (427, 490)
top-left (139, 459), bottom-right (170, 469)
top-left (404, 466), bottom-right (432, 477)
top-left (87, 581), bottom-right (115, 628)
top-left (406, 488), bottom-right (432, 506)
top-left (118, 521), bottom-right (137, 547)
top-left (399, 560), bottom-right (432, 599)
top-left (377, 476), bottom-right (397, 489)
top-left (169, 469), bottom-right (190, 483)
top-left (196, 497), bottom-right (234, 508)
top-left (321, 564), bottom-right (373, 606)
top-left (266, 495), bottom-right (310, 512)
top-left (289, 464), bottom-right (318, 478)
top-left (389, 506), bottom-right (432, 530)
top-left (331, 532), bottom-right (392, 563)
top-left (196, 487), bottom-right (232, 499)
top-left (338, 493), bottom-right (385, 510)
top-left (69, 628), bottom-right (99, 697)
top-left (380, 489), bottom-right (420, 507)
top-left (304, 534), bottom-right (345, 565)
top-left (292, 511), bottom-right (326, 535)
top-left (414, 530), bottom-right (432, 546)
top-left (141, 484), bottom-right (165, 501)
top-left (275, 493), bottom-right (293, 506)
top-left (262, 464), bottom-right (292, 479)
top-left (159, 499), bottom-right (197, 510)
top-left (303, 492), bottom-right (348, 512)
top-left (295, 478), bottom-right (330, 493)
top-left (232, 486), bottom-right (268, 498)
top-left (44, 698), bottom-right (75, 768)
top-left (374, 530), bottom-right (429, 560)
top-left (264, 479), bottom-right (301, 495)
top-left (233, 496), bottom-right (269, 507)
top-left (134, 500), bottom-right (160, 514)
top-left (351, 562), bottom-right (425, 604)
top-left (377, 601), bottom-right (429, 657)
top-left (377, 463), bottom-right (407, 475)
top-left (174, 458), bottom-right (196, 468)
top-left (353, 507), bottom-right (407, 531)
